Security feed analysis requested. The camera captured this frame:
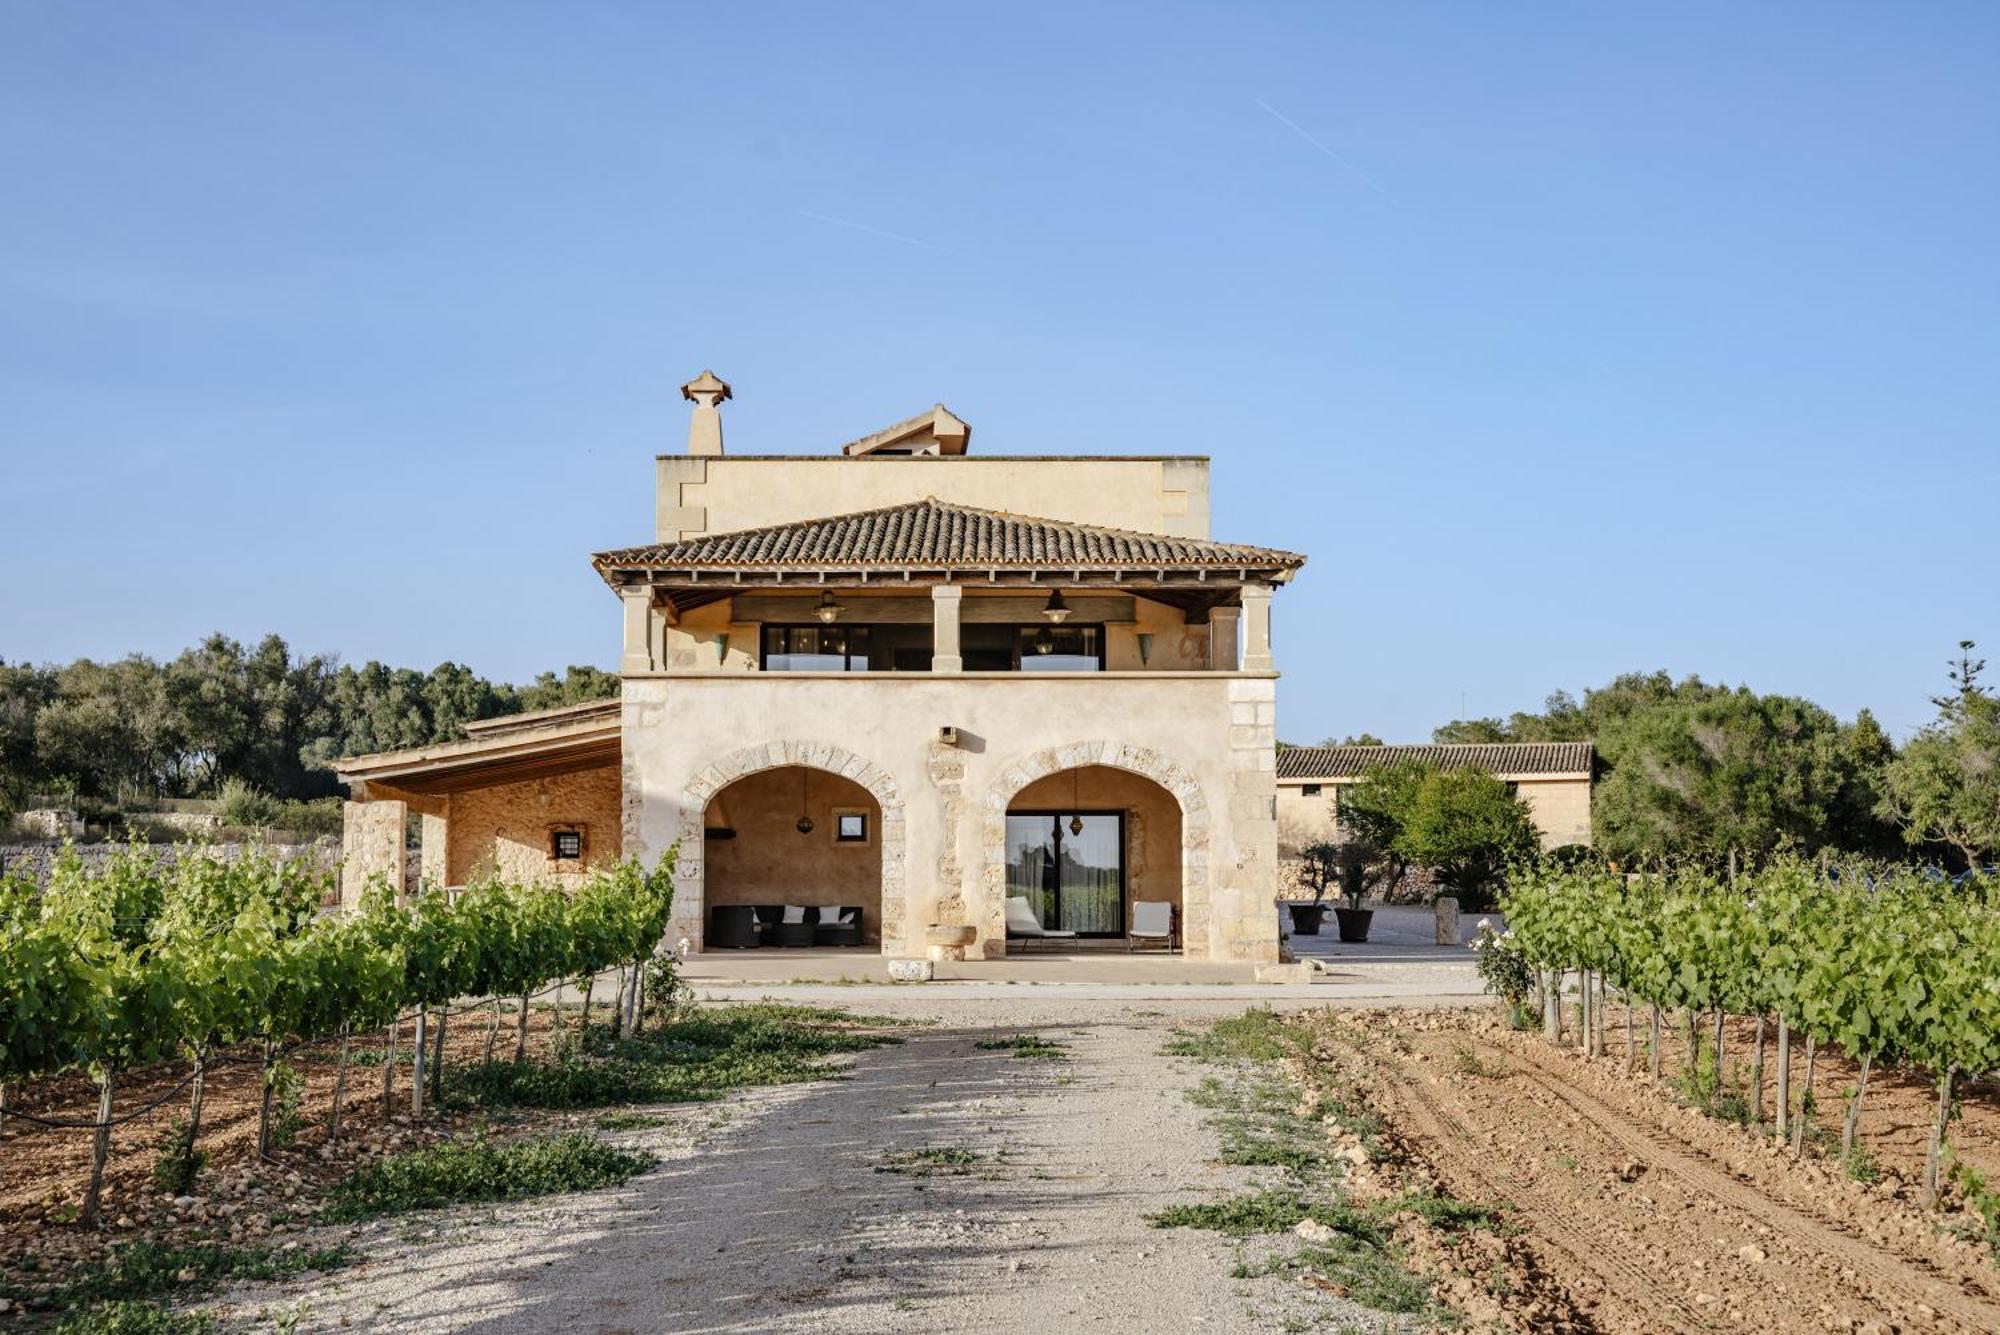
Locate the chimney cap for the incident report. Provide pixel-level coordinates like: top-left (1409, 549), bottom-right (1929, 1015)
top-left (681, 369), bottom-right (732, 403)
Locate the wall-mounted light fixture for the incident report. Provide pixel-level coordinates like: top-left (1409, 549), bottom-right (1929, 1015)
top-left (1040, 589), bottom-right (1071, 623)
top-left (713, 633), bottom-right (730, 666)
top-left (1136, 632), bottom-right (1154, 666)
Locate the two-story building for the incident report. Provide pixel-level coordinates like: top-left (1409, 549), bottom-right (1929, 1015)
top-left (336, 373), bottom-right (1305, 963)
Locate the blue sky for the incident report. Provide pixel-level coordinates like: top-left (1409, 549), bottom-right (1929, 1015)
top-left (3, 2), bottom-right (1994, 743)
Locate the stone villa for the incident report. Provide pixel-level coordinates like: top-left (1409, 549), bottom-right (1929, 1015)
top-left (337, 374), bottom-right (1307, 963)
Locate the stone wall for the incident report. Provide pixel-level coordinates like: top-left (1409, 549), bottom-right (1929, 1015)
top-left (442, 765), bottom-right (622, 885)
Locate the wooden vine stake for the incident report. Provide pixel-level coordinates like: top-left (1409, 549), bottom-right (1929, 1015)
top-left (326, 1026), bottom-right (350, 1138)
top-left (1791, 1036), bottom-right (1817, 1154)
top-left (1840, 1051), bottom-right (1873, 1162)
top-left (82, 1068), bottom-right (116, 1229)
top-left (1922, 1066), bottom-right (1956, 1210)
top-left (1774, 1016), bottom-right (1791, 1143)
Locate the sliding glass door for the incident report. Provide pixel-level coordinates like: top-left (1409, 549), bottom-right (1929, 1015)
top-left (1004, 812), bottom-right (1124, 936)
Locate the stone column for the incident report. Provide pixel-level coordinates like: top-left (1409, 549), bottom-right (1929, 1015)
top-left (1209, 606), bottom-right (1241, 672)
top-left (1240, 583), bottom-right (1274, 672)
top-left (340, 797), bottom-right (408, 909)
top-left (419, 811), bottom-right (448, 890)
top-left (931, 585), bottom-right (963, 672)
top-left (620, 584), bottom-right (656, 673)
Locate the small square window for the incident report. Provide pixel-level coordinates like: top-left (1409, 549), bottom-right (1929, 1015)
top-left (1300, 783), bottom-right (1322, 797)
top-left (836, 813), bottom-right (868, 843)
top-left (551, 830), bottom-right (583, 861)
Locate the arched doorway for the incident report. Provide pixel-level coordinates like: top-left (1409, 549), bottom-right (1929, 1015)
top-left (702, 765), bottom-right (883, 947)
top-left (981, 742), bottom-right (1210, 957)
top-left (1005, 765), bottom-right (1183, 941)
top-left (677, 742), bottom-right (906, 954)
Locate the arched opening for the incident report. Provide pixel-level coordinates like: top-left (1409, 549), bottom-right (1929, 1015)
top-left (1005, 764), bottom-right (1183, 945)
top-left (703, 764), bottom-right (882, 948)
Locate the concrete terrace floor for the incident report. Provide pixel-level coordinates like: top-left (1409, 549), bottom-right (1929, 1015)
top-left (679, 904), bottom-right (1494, 1005)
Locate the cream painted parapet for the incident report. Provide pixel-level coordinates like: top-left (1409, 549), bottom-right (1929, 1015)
top-left (1240, 584), bottom-right (1274, 672)
top-left (930, 586), bottom-right (963, 672)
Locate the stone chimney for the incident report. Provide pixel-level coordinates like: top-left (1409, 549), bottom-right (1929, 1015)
top-left (681, 369), bottom-right (732, 456)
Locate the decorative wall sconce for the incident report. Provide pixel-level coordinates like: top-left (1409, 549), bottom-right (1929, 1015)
top-left (1136, 632), bottom-right (1154, 666)
top-left (713, 634), bottom-right (730, 666)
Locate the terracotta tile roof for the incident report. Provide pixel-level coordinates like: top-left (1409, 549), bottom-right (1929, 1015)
top-left (1277, 742), bottom-right (1595, 780)
top-left (592, 497), bottom-right (1306, 574)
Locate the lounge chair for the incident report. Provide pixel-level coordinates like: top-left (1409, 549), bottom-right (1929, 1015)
top-left (1128, 900), bottom-right (1173, 952)
top-left (1005, 895), bottom-right (1078, 953)
top-left (813, 905), bottom-right (864, 947)
top-left (708, 904), bottom-right (759, 949)
top-left (772, 904), bottom-right (817, 948)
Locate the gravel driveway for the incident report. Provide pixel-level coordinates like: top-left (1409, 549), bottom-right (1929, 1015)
top-left (216, 996), bottom-right (1424, 1333)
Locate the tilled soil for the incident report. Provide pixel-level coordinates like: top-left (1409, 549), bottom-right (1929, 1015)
top-left (1299, 1009), bottom-right (2000, 1334)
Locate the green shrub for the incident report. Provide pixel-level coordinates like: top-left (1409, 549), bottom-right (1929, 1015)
top-left (60, 1240), bottom-right (354, 1305)
top-left (325, 1132), bottom-right (651, 1220)
top-left (150, 1115), bottom-right (204, 1196)
top-left (215, 778), bottom-right (279, 829)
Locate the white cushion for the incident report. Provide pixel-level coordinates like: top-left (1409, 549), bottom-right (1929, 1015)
top-left (782, 905), bottom-right (807, 924)
top-left (820, 907), bottom-right (852, 928)
top-left (1004, 896), bottom-right (1044, 935)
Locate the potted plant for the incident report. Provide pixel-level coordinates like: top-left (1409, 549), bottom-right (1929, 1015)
top-left (1332, 840), bottom-right (1378, 943)
top-left (1288, 841), bottom-right (1341, 935)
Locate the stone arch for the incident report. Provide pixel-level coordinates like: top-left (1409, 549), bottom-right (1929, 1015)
top-left (979, 741), bottom-right (1211, 959)
top-left (678, 741), bottom-right (907, 954)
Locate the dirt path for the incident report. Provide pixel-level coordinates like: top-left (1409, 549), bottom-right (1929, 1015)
top-left (214, 999), bottom-right (1391, 1334)
top-left (1303, 1011), bottom-right (2000, 1335)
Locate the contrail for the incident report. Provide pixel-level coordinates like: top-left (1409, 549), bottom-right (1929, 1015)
top-left (1255, 98), bottom-right (1388, 196)
top-left (799, 210), bottom-right (965, 256)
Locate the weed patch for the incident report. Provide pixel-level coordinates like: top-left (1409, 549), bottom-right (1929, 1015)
top-left (58, 1241), bottom-right (354, 1306)
top-left (53, 1303), bottom-right (216, 1335)
top-left (446, 1004), bottom-right (902, 1111)
top-left (593, 1111), bottom-right (672, 1132)
top-left (1148, 1190), bottom-right (1383, 1244)
top-left (876, 1146), bottom-right (989, 1178)
top-left (1160, 1008), bottom-right (1300, 1064)
top-left (975, 1034), bottom-right (1067, 1060)
top-left (325, 1132), bottom-right (650, 1220)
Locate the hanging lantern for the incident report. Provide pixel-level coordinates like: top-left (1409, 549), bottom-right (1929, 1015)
top-left (1040, 589), bottom-right (1071, 623)
top-left (814, 590), bottom-right (845, 624)
top-left (1069, 770), bottom-right (1084, 835)
top-left (1033, 627), bottom-right (1056, 655)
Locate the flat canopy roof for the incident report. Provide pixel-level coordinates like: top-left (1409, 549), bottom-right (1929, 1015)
top-left (337, 699), bottom-right (619, 797)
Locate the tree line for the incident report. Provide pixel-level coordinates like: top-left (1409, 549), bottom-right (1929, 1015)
top-left (0, 633), bottom-right (619, 815)
top-left (1424, 643), bottom-right (1999, 872)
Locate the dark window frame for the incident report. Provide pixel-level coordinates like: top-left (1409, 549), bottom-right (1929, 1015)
top-left (1008, 622), bottom-right (1106, 672)
top-left (758, 623), bottom-right (874, 672)
top-left (549, 827), bottom-right (584, 862)
top-left (835, 811), bottom-right (869, 843)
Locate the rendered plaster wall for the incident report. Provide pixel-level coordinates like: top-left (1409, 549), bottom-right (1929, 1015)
top-left (1516, 778), bottom-right (1593, 848)
top-left (655, 456), bottom-right (1211, 542)
top-left (620, 671), bottom-right (1279, 962)
top-left (442, 765), bottom-right (622, 885)
top-left (1274, 775), bottom-right (1594, 855)
top-left (1011, 764), bottom-right (1183, 930)
top-left (701, 767), bottom-right (882, 943)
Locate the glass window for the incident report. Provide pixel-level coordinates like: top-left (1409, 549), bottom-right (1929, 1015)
top-left (1301, 784), bottom-right (1322, 797)
top-left (760, 625), bottom-right (872, 671)
top-left (837, 812), bottom-right (868, 842)
top-left (550, 829), bottom-right (582, 860)
top-left (1004, 811), bottom-right (1124, 936)
top-left (1017, 625), bottom-right (1103, 672)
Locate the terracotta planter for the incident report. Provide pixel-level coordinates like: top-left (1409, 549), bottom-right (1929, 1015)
top-left (1286, 903), bottom-right (1327, 936)
top-left (1334, 907), bottom-right (1374, 943)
